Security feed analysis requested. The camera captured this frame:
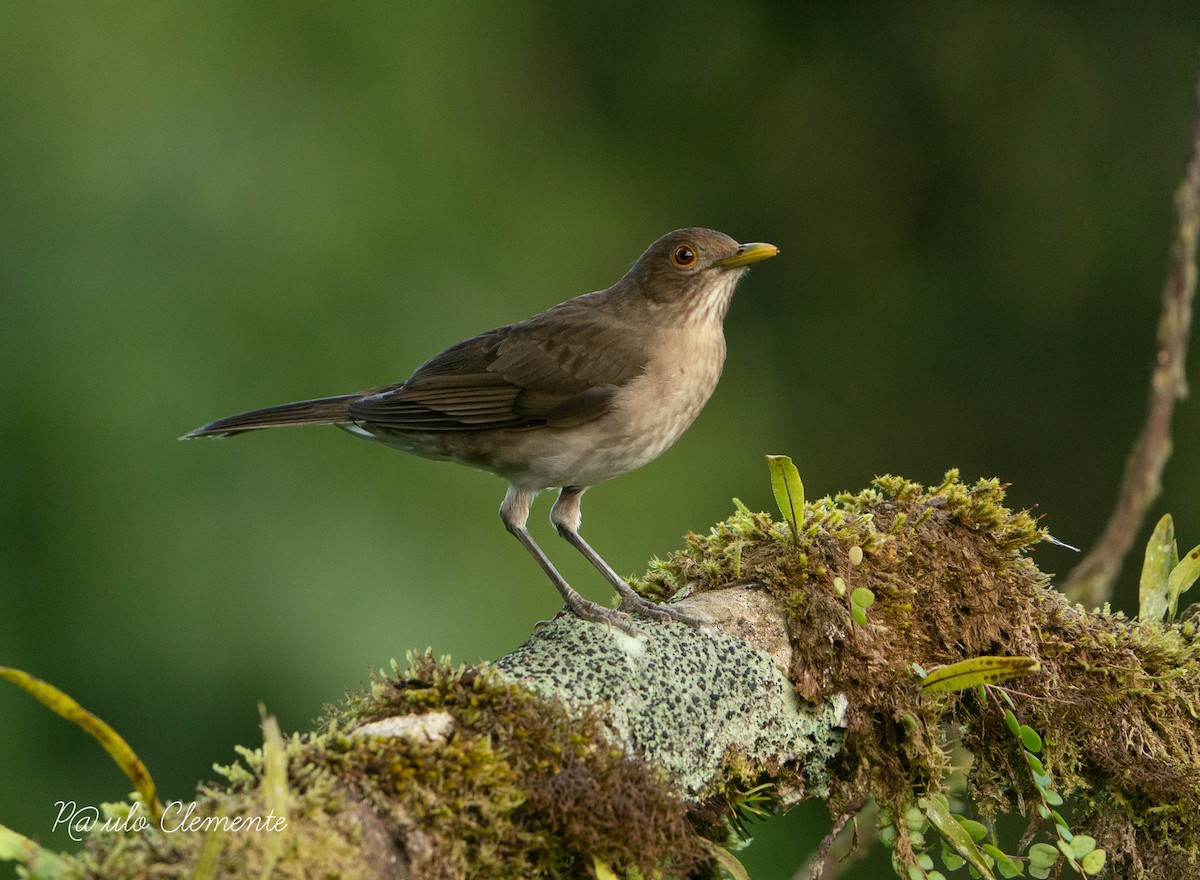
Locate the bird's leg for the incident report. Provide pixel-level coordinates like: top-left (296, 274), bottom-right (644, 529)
top-left (500, 485), bottom-right (642, 635)
top-left (550, 486), bottom-right (704, 627)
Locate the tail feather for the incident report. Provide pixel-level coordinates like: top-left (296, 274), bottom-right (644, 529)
top-left (182, 394), bottom-right (361, 439)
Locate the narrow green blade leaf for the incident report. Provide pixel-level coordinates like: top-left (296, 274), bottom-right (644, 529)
top-left (591, 857), bottom-right (620, 880)
top-left (918, 796), bottom-right (996, 880)
top-left (0, 823), bottom-right (74, 876)
top-left (1139, 514), bottom-right (1176, 621)
top-left (0, 667), bottom-right (163, 821)
top-left (765, 454), bottom-right (804, 544)
top-left (1167, 543), bottom-right (1200, 618)
top-left (259, 707), bottom-right (289, 880)
top-left (699, 839), bottom-right (752, 880)
top-left (921, 656), bottom-right (1040, 692)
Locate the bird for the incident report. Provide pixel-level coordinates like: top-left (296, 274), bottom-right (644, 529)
top-left (183, 228), bottom-right (779, 633)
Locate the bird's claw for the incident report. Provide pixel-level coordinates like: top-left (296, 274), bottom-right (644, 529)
top-left (617, 595), bottom-right (705, 628)
top-left (557, 597), bottom-right (648, 637)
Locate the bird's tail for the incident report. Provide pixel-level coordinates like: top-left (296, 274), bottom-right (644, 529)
top-left (181, 394), bottom-right (361, 439)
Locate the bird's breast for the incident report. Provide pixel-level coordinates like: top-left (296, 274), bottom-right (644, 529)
top-left (616, 327), bottom-right (725, 445)
top-left (525, 323), bottom-right (726, 487)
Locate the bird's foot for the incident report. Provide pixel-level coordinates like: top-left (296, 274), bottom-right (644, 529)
top-left (617, 593), bottom-right (706, 628)
top-left (536, 588), bottom-right (702, 635)
top-left (547, 595), bottom-right (647, 637)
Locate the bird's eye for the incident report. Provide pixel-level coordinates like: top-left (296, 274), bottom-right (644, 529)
top-left (672, 244), bottom-right (697, 268)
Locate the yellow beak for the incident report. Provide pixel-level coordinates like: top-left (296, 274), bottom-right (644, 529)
top-left (717, 242), bottom-right (780, 268)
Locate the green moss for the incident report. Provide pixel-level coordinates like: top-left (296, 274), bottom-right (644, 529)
top-left (352, 653), bottom-right (710, 877)
top-left (12, 472), bottom-right (1198, 879)
top-left (51, 653), bottom-right (712, 880)
top-left (634, 470), bottom-right (1200, 877)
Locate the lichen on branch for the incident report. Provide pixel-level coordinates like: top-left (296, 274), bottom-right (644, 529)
top-left (10, 474), bottom-right (1200, 880)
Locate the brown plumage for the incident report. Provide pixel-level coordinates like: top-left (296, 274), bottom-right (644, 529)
top-left (185, 228), bottom-right (779, 633)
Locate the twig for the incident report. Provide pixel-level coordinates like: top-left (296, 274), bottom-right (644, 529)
top-left (1062, 69), bottom-right (1200, 608)
top-left (794, 798), bottom-right (872, 880)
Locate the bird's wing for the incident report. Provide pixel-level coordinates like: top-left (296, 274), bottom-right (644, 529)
top-left (349, 297), bottom-right (649, 432)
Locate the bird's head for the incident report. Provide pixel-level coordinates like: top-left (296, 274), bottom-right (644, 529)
top-left (621, 227), bottom-right (779, 323)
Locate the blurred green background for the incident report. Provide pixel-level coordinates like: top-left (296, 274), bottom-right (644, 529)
top-left (2, 3), bottom-right (1199, 878)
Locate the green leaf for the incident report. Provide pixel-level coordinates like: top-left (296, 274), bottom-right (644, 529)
top-left (904, 805), bottom-right (927, 830)
top-left (1080, 849), bottom-right (1106, 875)
top-left (956, 818), bottom-right (988, 843)
top-left (918, 796), bottom-right (996, 880)
top-left (0, 823), bottom-right (74, 876)
top-left (1004, 709), bottom-right (1020, 736)
top-left (941, 844), bottom-right (966, 870)
top-left (1168, 543), bottom-right (1200, 618)
top-left (1069, 835), bottom-right (1096, 859)
top-left (1043, 789), bottom-right (1063, 806)
top-left (982, 844), bottom-right (1024, 877)
top-left (592, 857), bottom-right (620, 880)
top-left (765, 455), bottom-right (804, 544)
top-left (852, 606), bottom-right (868, 627)
top-left (698, 839), bottom-right (752, 880)
top-left (1024, 753), bottom-right (1046, 777)
top-left (1139, 513), bottom-right (1177, 622)
top-left (0, 666), bottom-right (163, 822)
top-left (1019, 724), bottom-right (1043, 753)
top-left (1028, 843), bottom-right (1060, 869)
top-left (851, 587), bottom-right (876, 608)
top-left (259, 706), bottom-right (290, 880)
top-left (921, 656), bottom-right (1041, 692)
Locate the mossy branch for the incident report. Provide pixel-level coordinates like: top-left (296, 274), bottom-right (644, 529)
top-left (10, 475), bottom-right (1200, 880)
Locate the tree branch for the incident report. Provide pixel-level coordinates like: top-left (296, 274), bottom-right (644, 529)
top-left (9, 91), bottom-right (1200, 871)
top-left (8, 475), bottom-right (1199, 879)
top-left (1062, 69), bottom-right (1200, 608)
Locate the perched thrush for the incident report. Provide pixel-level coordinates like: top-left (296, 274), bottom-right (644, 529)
top-left (185, 228), bottom-right (779, 633)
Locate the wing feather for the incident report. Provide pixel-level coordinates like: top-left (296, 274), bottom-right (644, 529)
top-left (348, 295), bottom-right (650, 433)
